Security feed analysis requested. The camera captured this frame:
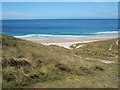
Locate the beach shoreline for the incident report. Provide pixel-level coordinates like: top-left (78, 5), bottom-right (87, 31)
top-left (20, 34), bottom-right (118, 49)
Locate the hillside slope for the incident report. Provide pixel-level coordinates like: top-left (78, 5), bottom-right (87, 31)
top-left (1, 34), bottom-right (118, 88)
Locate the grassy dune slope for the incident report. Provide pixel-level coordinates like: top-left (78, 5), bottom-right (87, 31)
top-left (1, 34), bottom-right (118, 88)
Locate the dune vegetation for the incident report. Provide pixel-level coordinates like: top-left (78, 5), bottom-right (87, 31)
top-left (1, 34), bottom-right (119, 88)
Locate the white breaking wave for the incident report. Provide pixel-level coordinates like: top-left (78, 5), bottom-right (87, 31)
top-left (14, 34), bottom-right (55, 38)
top-left (14, 34), bottom-right (84, 38)
top-left (94, 31), bottom-right (118, 34)
top-left (14, 31), bottom-right (118, 38)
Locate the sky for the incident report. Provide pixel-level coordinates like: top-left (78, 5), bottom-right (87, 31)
top-left (2, 0), bottom-right (119, 2)
top-left (2, 2), bottom-right (118, 19)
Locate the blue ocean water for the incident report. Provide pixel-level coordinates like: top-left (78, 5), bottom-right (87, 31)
top-left (2, 19), bottom-right (118, 38)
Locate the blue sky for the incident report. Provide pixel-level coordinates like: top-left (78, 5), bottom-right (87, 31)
top-left (2, 2), bottom-right (118, 19)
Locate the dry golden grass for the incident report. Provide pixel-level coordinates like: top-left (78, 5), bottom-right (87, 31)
top-left (1, 34), bottom-right (118, 88)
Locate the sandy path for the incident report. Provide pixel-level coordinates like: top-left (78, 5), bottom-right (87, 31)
top-left (116, 40), bottom-right (119, 45)
top-left (74, 55), bottom-right (115, 64)
top-left (109, 44), bottom-right (113, 51)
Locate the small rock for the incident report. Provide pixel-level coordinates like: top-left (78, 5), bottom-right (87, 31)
top-left (94, 66), bottom-right (104, 71)
top-left (55, 63), bottom-right (70, 71)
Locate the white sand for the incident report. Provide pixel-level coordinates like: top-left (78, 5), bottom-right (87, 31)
top-left (21, 34), bottom-right (118, 49)
top-left (41, 41), bottom-right (93, 49)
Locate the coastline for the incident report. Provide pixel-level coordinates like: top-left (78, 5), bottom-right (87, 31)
top-left (20, 34), bottom-right (118, 49)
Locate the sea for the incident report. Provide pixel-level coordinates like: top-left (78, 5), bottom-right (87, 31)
top-left (2, 19), bottom-right (118, 38)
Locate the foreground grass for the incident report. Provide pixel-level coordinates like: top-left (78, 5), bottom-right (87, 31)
top-left (1, 34), bottom-right (118, 88)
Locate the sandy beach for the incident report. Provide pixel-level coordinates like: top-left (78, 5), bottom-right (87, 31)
top-left (21, 34), bottom-right (118, 49)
